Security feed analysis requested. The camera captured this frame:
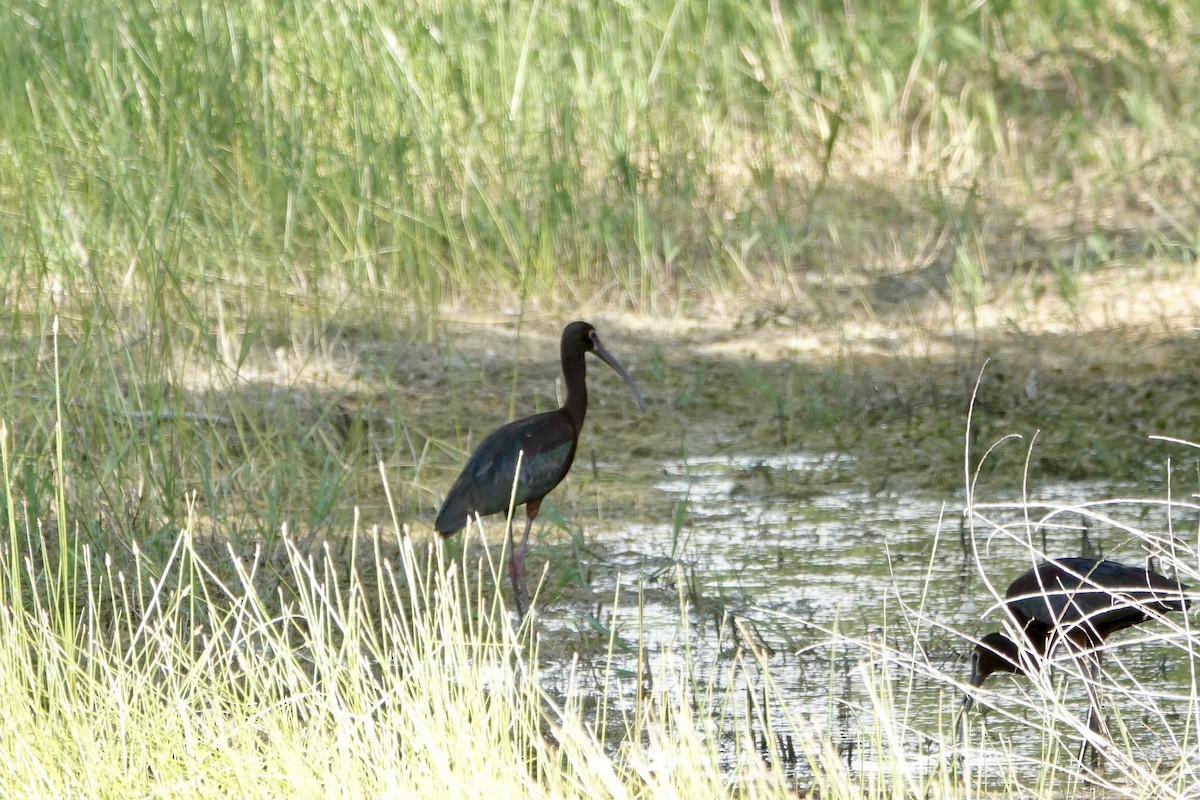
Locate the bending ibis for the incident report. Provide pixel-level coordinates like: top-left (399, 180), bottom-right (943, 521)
top-left (961, 557), bottom-right (1189, 761)
top-left (435, 321), bottom-right (646, 616)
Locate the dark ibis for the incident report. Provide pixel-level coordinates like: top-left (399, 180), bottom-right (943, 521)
top-left (961, 557), bottom-right (1189, 761)
top-left (435, 321), bottom-right (646, 616)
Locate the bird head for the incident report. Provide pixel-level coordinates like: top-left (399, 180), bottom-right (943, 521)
top-left (962, 631), bottom-right (1024, 714)
top-left (971, 632), bottom-right (1025, 684)
top-left (957, 632), bottom-right (1024, 745)
top-left (564, 321), bottom-right (646, 411)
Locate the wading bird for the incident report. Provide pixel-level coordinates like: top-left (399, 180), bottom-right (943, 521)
top-left (961, 557), bottom-right (1189, 762)
top-left (435, 321), bottom-right (646, 616)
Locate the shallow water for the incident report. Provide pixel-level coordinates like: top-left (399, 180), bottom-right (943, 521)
top-left (534, 453), bottom-right (1197, 787)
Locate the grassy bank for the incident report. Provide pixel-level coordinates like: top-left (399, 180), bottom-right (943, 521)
top-left (3, 0), bottom-right (1199, 318)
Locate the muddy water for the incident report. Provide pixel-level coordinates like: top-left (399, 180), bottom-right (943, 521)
top-left (536, 453), bottom-right (1196, 784)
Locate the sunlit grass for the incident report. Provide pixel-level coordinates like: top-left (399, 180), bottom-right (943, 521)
top-left (0, 422), bottom-right (825, 798)
top-left (3, 398), bottom-right (1200, 797)
top-left (952, 491), bottom-right (1200, 796)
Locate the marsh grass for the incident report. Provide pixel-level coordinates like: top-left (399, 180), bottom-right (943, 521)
top-left (952, 488), bottom-right (1200, 796)
top-left (0, 417), bottom-right (893, 798)
top-left (3, 0), bottom-right (1200, 795)
top-left (5, 382), bottom-right (1200, 798)
top-left (0, 304), bottom-right (1196, 796)
top-left (4, 0), bottom-right (1200, 319)
top-left (943, 414), bottom-right (1200, 794)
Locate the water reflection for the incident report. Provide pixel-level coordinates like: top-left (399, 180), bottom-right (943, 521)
top-left (535, 453), bottom-right (1196, 787)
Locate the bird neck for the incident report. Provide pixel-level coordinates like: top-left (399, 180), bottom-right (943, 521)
top-left (561, 350), bottom-right (588, 434)
top-left (978, 628), bottom-right (1055, 681)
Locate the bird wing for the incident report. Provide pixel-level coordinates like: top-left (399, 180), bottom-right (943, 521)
top-left (1006, 558), bottom-right (1188, 632)
top-left (434, 410), bottom-right (577, 533)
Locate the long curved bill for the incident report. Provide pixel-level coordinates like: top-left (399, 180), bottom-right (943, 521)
top-left (954, 693), bottom-right (973, 747)
top-left (955, 667), bottom-right (985, 750)
top-left (590, 333), bottom-right (647, 411)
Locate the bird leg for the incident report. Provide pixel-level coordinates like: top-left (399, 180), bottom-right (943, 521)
top-left (507, 512), bottom-right (534, 617)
